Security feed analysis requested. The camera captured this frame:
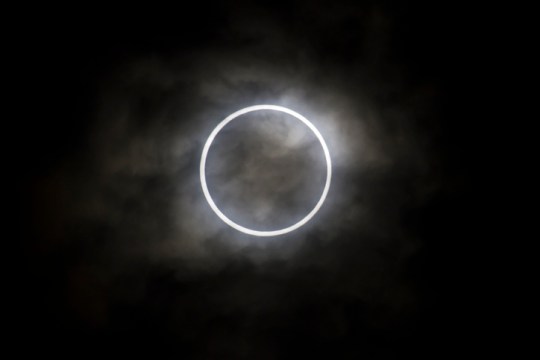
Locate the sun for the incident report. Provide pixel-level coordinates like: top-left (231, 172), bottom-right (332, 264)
top-left (200, 105), bottom-right (332, 237)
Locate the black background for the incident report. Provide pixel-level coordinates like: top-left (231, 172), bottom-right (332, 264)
top-left (14, 1), bottom-right (491, 358)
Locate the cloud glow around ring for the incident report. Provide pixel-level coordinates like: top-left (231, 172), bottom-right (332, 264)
top-left (200, 105), bottom-right (332, 237)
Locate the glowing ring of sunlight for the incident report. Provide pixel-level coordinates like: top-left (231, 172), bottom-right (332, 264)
top-left (200, 105), bottom-right (332, 237)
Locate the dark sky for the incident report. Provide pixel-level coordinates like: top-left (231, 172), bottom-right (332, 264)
top-left (15, 1), bottom-right (485, 358)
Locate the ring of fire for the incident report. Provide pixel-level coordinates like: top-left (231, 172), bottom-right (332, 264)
top-left (200, 105), bottom-right (332, 237)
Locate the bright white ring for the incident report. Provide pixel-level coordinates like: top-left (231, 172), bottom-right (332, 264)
top-left (200, 105), bottom-right (332, 237)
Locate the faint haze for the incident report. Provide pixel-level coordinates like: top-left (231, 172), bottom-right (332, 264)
top-left (22, 3), bottom-right (451, 356)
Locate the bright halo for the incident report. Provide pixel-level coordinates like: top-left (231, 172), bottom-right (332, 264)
top-left (200, 105), bottom-right (332, 237)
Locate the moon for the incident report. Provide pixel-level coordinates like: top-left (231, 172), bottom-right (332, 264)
top-left (200, 105), bottom-right (332, 237)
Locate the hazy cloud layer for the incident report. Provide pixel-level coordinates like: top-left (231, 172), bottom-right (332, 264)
top-left (25, 2), bottom-right (447, 357)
